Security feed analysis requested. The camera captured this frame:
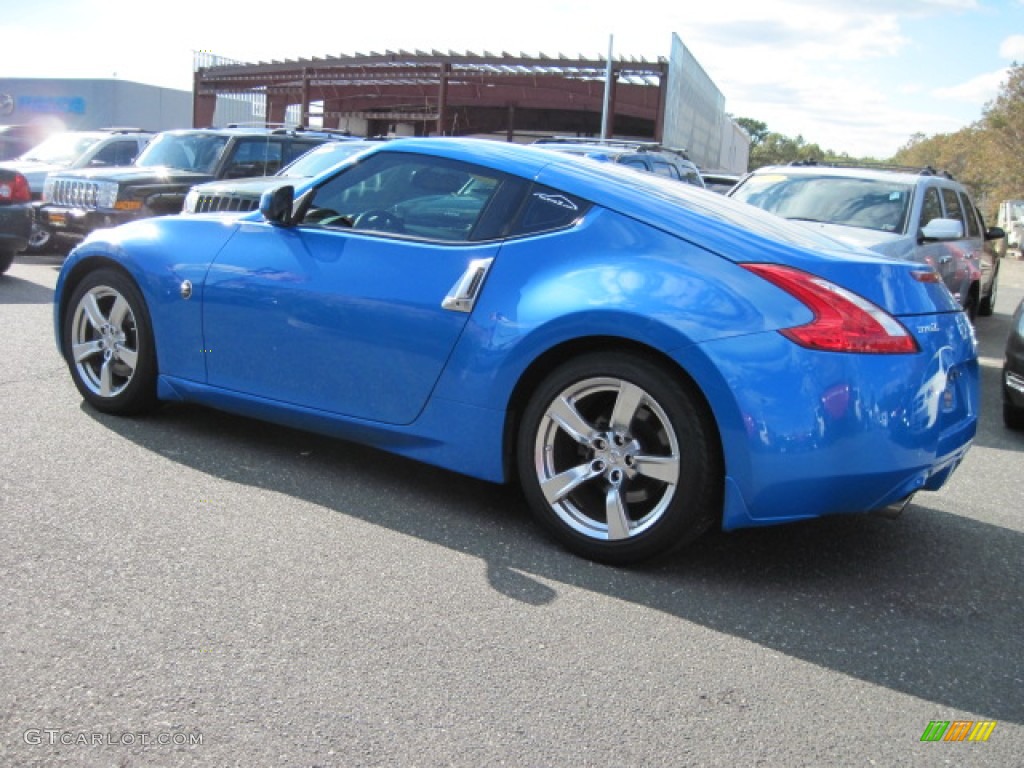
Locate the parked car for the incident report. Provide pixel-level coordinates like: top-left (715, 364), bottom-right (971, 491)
top-left (183, 139), bottom-right (377, 214)
top-left (996, 199), bottom-right (1024, 255)
top-left (0, 168), bottom-right (32, 274)
top-left (54, 138), bottom-right (978, 564)
top-left (700, 170), bottom-right (741, 194)
top-left (532, 137), bottom-right (705, 188)
top-left (1004, 296), bottom-right (1024, 430)
top-left (39, 126), bottom-right (345, 248)
top-left (728, 163), bottom-right (1004, 318)
top-left (0, 128), bottom-right (153, 253)
top-left (0, 123), bottom-right (51, 161)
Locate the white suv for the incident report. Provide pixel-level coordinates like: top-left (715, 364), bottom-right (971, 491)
top-left (0, 128), bottom-right (152, 252)
top-left (728, 163), bottom-right (1004, 318)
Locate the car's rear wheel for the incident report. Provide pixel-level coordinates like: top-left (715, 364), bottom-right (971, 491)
top-left (1005, 399), bottom-right (1024, 431)
top-left (0, 251), bottom-right (13, 275)
top-left (62, 268), bottom-right (157, 415)
top-left (517, 352), bottom-right (721, 564)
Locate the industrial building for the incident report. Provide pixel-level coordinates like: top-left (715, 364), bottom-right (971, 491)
top-left (0, 78), bottom-right (192, 134)
top-left (192, 34), bottom-right (749, 173)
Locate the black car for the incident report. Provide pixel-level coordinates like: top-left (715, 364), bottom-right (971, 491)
top-left (39, 126), bottom-right (346, 246)
top-left (183, 139), bottom-right (378, 214)
top-left (0, 168), bottom-right (32, 274)
top-left (1004, 296), bottom-right (1024, 430)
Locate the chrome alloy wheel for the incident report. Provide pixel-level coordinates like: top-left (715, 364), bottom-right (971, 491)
top-left (533, 376), bottom-right (681, 541)
top-left (69, 285), bottom-right (141, 399)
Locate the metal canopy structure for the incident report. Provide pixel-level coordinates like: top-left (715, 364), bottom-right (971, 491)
top-left (192, 50), bottom-right (669, 140)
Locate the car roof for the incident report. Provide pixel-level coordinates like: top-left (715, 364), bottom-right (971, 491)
top-left (363, 138), bottom-right (862, 258)
top-left (747, 163), bottom-right (959, 186)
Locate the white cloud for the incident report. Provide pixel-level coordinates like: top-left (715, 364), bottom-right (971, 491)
top-left (999, 34), bottom-right (1024, 60)
top-left (933, 69), bottom-right (1010, 103)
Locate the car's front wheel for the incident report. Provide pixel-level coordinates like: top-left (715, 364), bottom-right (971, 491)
top-left (62, 268), bottom-right (158, 415)
top-left (517, 352), bottom-right (721, 564)
top-left (0, 251), bottom-right (14, 275)
top-left (26, 220), bottom-right (53, 254)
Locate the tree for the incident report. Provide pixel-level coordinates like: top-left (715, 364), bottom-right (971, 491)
top-left (735, 117), bottom-right (769, 148)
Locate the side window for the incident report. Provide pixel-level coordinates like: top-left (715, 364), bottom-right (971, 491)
top-left (940, 187), bottom-right (965, 231)
top-left (300, 151), bottom-right (507, 243)
top-left (224, 139), bottom-right (283, 178)
top-left (919, 186), bottom-right (943, 229)
top-left (618, 156), bottom-right (649, 172)
top-left (508, 184), bottom-right (590, 237)
top-left (91, 140), bottom-right (142, 167)
top-left (959, 191), bottom-right (981, 238)
top-left (284, 140), bottom-right (322, 166)
top-left (650, 159), bottom-right (680, 179)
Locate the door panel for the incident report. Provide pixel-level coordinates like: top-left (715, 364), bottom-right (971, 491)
top-left (202, 221), bottom-right (500, 424)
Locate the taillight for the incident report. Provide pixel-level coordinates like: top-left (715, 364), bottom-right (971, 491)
top-left (0, 172), bottom-right (31, 203)
top-left (743, 263), bottom-right (919, 354)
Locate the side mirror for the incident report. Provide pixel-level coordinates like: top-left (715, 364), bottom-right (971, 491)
top-left (260, 185), bottom-right (294, 226)
top-left (984, 225), bottom-right (1006, 242)
top-left (919, 218), bottom-right (963, 242)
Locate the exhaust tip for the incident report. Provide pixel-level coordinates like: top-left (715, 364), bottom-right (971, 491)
top-left (871, 494), bottom-right (915, 520)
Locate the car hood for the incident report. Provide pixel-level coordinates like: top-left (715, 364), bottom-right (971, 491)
top-left (191, 176), bottom-right (300, 196)
top-left (50, 166), bottom-right (213, 184)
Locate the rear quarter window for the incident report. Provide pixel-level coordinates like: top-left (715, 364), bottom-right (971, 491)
top-left (509, 185), bottom-right (590, 236)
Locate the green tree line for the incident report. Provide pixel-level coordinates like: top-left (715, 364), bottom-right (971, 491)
top-left (736, 63), bottom-right (1024, 219)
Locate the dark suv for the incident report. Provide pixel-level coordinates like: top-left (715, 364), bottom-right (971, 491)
top-left (39, 126), bottom-right (344, 245)
top-left (532, 137), bottom-right (705, 188)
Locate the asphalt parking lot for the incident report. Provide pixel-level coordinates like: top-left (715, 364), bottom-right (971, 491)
top-left (1, 250), bottom-right (1022, 767)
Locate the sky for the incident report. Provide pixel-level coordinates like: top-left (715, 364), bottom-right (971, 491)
top-left (3, 0), bottom-right (1023, 158)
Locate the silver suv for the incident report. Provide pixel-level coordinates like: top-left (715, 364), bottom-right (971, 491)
top-left (532, 138), bottom-right (705, 188)
top-left (0, 128), bottom-right (152, 252)
top-left (728, 163), bottom-right (1004, 318)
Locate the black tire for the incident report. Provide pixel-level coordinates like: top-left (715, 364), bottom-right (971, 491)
top-left (978, 268), bottom-right (998, 317)
top-left (516, 352), bottom-right (721, 565)
top-left (26, 220), bottom-right (53, 254)
top-left (1004, 400), bottom-right (1024, 431)
top-left (0, 251), bottom-right (13, 275)
top-left (62, 268), bottom-right (158, 415)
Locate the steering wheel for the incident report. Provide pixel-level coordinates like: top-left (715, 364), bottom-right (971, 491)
top-left (352, 209), bottom-right (404, 233)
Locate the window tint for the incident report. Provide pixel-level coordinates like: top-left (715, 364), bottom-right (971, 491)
top-left (509, 184), bottom-right (589, 236)
top-left (225, 139), bottom-right (284, 178)
top-left (284, 140), bottom-right (325, 166)
top-left (940, 187), bottom-right (964, 228)
top-left (650, 159), bottom-right (680, 179)
top-left (618, 156), bottom-right (648, 170)
top-left (91, 140), bottom-right (140, 167)
top-left (919, 186), bottom-right (943, 229)
top-left (959, 192), bottom-right (981, 238)
top-left (300, 151), bottom-right (506, 242)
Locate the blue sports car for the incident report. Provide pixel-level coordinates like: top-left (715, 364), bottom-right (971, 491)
top-left (53, 138), bottom-right (979, 564)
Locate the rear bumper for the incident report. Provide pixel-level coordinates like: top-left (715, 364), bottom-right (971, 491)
top-left (687, 310), bottom-right (979, 530)
top-left (0, 203), bottom-right (32, 253)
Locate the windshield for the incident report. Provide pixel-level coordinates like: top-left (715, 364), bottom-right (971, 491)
top-left (135, 133), bottom-right (229, 172)
top-left (278, 142), bottom-right (372, 178)
top-left (21, 133), bottom-right (102, 166)
top-left (732, 173), bottom-right (913, 234)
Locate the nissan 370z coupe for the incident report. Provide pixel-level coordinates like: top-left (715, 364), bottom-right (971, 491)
top-left (53, 138), bottom-right (979, 564)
